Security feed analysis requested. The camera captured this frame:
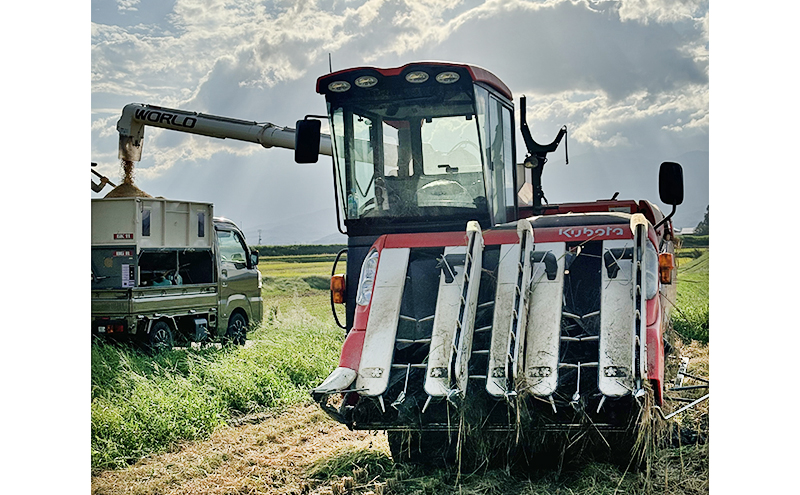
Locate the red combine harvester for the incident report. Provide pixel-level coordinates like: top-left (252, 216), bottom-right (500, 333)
top-left (295, 62), bottom-right (686, 462)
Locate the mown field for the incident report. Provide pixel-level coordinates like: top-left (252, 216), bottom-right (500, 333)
top-left (92, 246), bottom-right (709, 494)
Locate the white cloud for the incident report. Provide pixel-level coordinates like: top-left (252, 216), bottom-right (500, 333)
top-left (117, 0), bottom-right (141, 12)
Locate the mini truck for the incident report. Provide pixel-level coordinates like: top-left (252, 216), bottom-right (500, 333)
top-left (91, 197), bottom-right (263, 348)
top-left (294, 62), bottom-right (685, 460)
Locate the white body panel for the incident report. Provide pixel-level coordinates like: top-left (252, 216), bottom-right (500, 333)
top-left (424, 246), bottom-right (468, 397)
top-left (452, 224), bottom-right (485, 395)
top-left (356, 248), bottom-right (410, 396)
top-left (523, 242), bottom-right (566, 397)
top-left (598, 239), bottom-right (636, 397)
top-left (313, 367), bottom-right (358, 395)
top-left (486, 243), bottom-right (521, 397)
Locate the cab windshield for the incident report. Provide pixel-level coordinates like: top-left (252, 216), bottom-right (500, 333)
top-left (330, 94), bottom-right (488, 225)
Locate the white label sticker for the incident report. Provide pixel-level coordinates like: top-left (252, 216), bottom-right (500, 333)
top-left (121, 264), bottom-right (134, 288)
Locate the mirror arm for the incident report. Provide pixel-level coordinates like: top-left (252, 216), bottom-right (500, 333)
top-left (654, 203), bottom-right (677, 231)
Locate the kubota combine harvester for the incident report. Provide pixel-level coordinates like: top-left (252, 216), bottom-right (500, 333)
top-left (113, 61), bottom-right (701, 464)
top-left (293, 62), bottom-right (689, 462)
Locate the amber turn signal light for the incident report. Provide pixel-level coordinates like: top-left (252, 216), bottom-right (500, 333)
top-left (658, 253), bottom-right (674, 284)
top-left (331, 274), bottom-right (346, 304)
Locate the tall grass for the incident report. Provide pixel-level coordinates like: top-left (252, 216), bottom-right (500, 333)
top-left (673, 248), bottom-right (709, 343)
top-left (91, 299), bottom-right (343, 472)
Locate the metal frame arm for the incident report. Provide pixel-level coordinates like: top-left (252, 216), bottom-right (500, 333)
top-left (116, 103), bottom-right (332, 161)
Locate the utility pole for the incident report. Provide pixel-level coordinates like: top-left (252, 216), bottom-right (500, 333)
top-left (258, 229), bottom-right (262, 245)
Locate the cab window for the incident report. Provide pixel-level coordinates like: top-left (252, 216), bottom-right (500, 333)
top-left (218, 230), bottom-right (248, 268)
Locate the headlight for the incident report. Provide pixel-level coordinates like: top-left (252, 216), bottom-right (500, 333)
top-left (356, 249), bottom-right (380, 306)
top-left (435, 71), bottom-right (460, 84)
top-left (354, 75), bottom-right (378, 88)
top-left (327, 81), bottom-right (351, 92)
top-left (405, 71), bottom-right (429, 83)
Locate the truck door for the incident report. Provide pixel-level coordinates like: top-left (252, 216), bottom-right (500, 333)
top-left (216, 227), bottom-right (258, 330)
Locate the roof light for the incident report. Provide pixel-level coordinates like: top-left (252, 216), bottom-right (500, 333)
top-left (435, 71), bottom-right (460, 84)
top-left (327, 81), bottom-right (351, 92)
top-left (405, 71), bottom-right (429, 84)
top-left (354, 75), bottom-right (378, 88)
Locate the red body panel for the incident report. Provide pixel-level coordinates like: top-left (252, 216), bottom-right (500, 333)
top-left (646, 298), bottom-right (665, 405)
top-left (339, 330), bottom-right (366, 370)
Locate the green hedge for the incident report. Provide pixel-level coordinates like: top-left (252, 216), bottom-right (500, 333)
top-left (678, 235), bottom-right (709, 248)
top-left (252, 244), bottom-right (346, 257)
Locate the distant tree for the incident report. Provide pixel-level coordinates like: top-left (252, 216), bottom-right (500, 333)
top-left (695, 205), bottom-right (709, 235)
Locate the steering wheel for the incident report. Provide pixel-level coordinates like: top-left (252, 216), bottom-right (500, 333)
top-left (447, 140), bottom-right (481, 156)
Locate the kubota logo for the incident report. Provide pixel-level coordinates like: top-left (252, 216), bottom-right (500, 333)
top-left (134, 108), bottom-right (197, 129)
top-left (558, 226), bottom-right (626, 239)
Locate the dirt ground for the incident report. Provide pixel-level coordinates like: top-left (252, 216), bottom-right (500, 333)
top-left (91, 404), bottom-right (388, 495)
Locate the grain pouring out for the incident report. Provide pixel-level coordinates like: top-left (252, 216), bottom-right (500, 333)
top-left (104, 159), bottom-right (152, 198)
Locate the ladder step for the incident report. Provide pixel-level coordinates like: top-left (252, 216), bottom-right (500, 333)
top-left (396, 338), bottom-right (432, 344)
top-left (469, 375), bottom-right (487, 380)
top-left (561, 335), bottom-right (599, 342)
top-left (398, 314), bottom-right (435, 323)
top-left (391, 363), bottom-right (427, 369)
top-left (559, 362), bottom-right (599, 369)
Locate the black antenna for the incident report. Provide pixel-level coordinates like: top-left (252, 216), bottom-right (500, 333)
top-left (328, 53), bottom-right (332, 73)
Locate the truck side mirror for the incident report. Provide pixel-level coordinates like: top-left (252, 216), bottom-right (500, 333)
top-left (659, 162), bottom-right (684, 206)
top-left (295, 119), bottom-right (321, 163)
top-left (249, 249), bottom-right (259, 268)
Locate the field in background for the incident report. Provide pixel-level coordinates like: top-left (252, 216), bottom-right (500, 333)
top-left (92, 245), bottom-right (709, 494)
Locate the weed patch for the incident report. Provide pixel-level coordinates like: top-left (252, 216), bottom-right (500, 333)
top-left (91, 305), bottom-right (343, 471)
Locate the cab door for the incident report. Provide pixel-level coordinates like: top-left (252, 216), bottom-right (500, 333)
top-left (215, 226), bottom-right (258, 332)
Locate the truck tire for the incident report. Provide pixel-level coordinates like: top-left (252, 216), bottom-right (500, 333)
top-left (148, 321), bottom-right (174, 352)
top-left (224, 312), bottom-right (247, 346)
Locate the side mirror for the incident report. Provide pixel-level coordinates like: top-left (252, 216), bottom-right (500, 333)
top-left (295, 119), bottom-right (321, 163)
top-left (659, 162), bottom-right (684, 206)
top-left (249, 249), bottom-right (259, 268)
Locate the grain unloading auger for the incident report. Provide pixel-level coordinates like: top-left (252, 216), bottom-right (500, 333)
top-left (115, 103), bottom-right (333, 162)
top-left (292, 62), bottom-right (700, 460)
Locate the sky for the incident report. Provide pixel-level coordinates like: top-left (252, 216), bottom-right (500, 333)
top-left (90, 0), bottom-right (710, 245)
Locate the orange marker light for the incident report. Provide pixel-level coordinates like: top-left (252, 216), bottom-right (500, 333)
top-left (659, 253), bottom-right (674, 284)
top-left (331, 274), bottom-right (346, 304)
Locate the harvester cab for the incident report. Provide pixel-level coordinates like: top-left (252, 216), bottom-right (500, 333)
top-left (303, 62), bottom-right (691, 459)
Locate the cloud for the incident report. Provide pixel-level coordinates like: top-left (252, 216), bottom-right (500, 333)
top-left (117, 0), bottom-right (141, 12)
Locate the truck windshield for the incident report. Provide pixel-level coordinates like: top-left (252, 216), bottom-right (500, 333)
top-left (330, 97), bottom-right (488, 224)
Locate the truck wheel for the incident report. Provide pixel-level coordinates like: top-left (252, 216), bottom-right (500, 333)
top-left (224, 313), bottom-right (247, 346)
top-left (148, 321), bottom-right (174, 352)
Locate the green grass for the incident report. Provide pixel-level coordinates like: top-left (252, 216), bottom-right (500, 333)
top-left (258, 259), bottom-right (341, 278)
top-left (674, 247), bottom-right (709, 343)
top-left (91, 287), bottom-right (343, 471)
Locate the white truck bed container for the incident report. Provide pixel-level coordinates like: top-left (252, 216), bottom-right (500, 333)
top-left (91, 197), bottom-right (213, 249)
